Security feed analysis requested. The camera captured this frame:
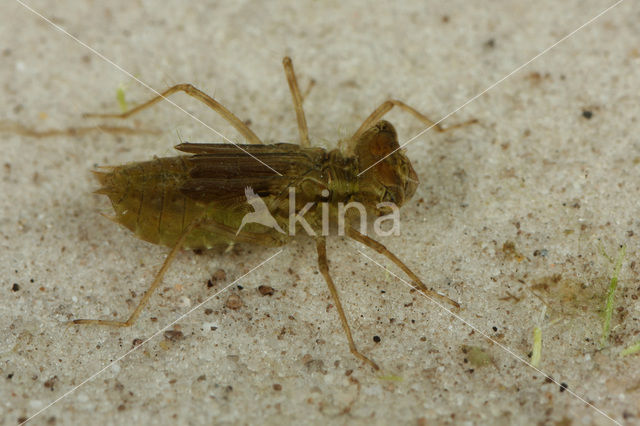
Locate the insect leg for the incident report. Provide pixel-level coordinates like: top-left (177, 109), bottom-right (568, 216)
top-left (84, 83), bottom-right (264, 145)
top-left (71, 222), bottom-right (195, 327)
top-left (351, 100), bottom-right (478, 141)
top-left (315, 237), bottom-right (380, 370)
top-left (346, 226), bottom-right (460, 308)
top-left (282, 57), bottom-right (311, 147)
top-left (0, 120), bottom-right (159, 138)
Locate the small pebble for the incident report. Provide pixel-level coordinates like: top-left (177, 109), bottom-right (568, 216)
top-left (225, 294), bottom-right (243, 310)
top-left (258, 285), bottom-right (275, 296)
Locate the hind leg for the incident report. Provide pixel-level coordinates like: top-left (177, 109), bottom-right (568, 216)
top-left (0, 120), bottom-right (159, 138)
top-left (71, 222), bottom-right (194, 327)
top-left (84, 83), bottom-right (264, 145)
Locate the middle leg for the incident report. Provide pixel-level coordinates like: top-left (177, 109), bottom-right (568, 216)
top-left (316, 237), bottom-right (379, 370)
top-left (282, 57), bottom-right (311, 147)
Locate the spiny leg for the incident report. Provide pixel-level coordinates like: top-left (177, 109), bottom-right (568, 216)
top-left (352, 99), bottom-right (478, 141)
top-left (71, 222), bottom-right (195, 327)
top-left (315, 237), bottom-right (379, 370)
top-left (84, 83), bottom-right (264, 145)
top-left (0, 120), bottom-right (159, 138)
top-left (282, 57), bottom-right (311, 147)
top-left (347, 226), bottom-right (460, 308)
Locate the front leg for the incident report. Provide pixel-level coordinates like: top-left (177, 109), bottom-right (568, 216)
top-left (352, 99), bottom-right (477, 141)
top-left (347, 226), bottom-right (459, 308)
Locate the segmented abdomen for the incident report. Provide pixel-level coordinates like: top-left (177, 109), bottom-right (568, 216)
top-left (94, 157), bottom-right (206, 248)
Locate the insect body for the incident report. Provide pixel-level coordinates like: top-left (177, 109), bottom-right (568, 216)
top-left (95, 121), bottom-right (413, 250)
top-left (74, 57), bottom-right (475, 370)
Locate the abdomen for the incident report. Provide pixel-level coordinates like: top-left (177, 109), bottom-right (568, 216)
top-left (94, 156), bottom-right (206, 248)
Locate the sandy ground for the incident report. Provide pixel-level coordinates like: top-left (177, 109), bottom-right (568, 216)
top-left (2, 1), bottom-right (640, 425)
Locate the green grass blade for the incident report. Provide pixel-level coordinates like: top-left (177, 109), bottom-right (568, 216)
top-left (600, 245), bottom-right (626, 348)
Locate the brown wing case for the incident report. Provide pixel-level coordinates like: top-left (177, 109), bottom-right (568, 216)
top-left (177, 143), bottom-right (326, 203)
